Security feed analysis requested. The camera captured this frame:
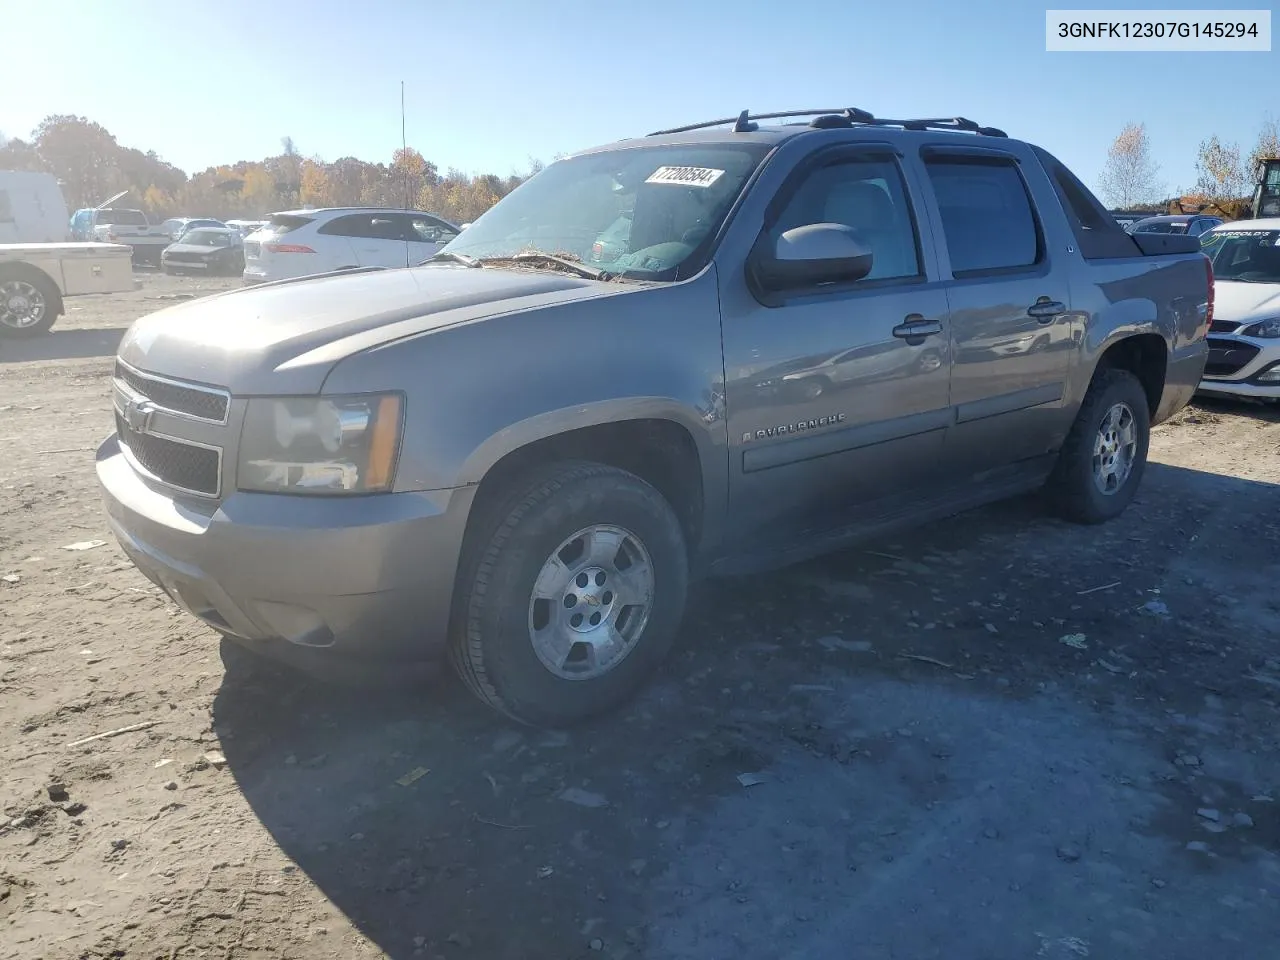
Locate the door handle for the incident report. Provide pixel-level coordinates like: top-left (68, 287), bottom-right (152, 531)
top-left (892, 314), bottom-right (943, 345)
top-left (1027, 299), bottom-right (1065, 323)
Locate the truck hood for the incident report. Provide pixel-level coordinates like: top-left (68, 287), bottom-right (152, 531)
top-left (1214, 280), bottom-right (1280, 325)
top-left (118, 265), bottom-right (615, 394)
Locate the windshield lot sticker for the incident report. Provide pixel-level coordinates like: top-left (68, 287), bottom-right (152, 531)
top-left (645, 166), bottom-right (725, 187)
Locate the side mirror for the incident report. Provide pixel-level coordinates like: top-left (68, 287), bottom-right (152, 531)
top-left (750, 223), bottom-right (873, 298)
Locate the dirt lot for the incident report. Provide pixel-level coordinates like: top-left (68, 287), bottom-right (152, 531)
top-left (2, 273), bottom-right (1280, 959)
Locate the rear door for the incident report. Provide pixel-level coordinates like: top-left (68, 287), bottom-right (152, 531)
top-left (317, 213), bottom-right (409, 267)
top-left (916, 145), bottom-right (1073, 478)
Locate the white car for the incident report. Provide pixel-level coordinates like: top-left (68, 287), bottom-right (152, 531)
top-left (1197, 219), bottom-right (1280, 402)
top-left (242, 207), bottom-right (461, 283)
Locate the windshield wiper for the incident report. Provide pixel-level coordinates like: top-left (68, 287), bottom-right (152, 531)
top-left (421, 250), bottom-right (481, 268)
top-left (479, 252), bottom-right (608, 281)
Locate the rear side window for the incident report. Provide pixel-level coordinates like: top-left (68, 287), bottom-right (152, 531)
top-left (924, 158), bottom-right (1041, 275)
top-left (0, 190), bottom-right (12, 222)
top-left (1033, 147), bottom-right (1142, 259)
top-left (262, 214), bottom-right (314, 235)
top-left (319, 214), bottom-right (409, 241)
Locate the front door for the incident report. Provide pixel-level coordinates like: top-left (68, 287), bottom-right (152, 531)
top-left (918, 149), bottom-right (1073, 477)
top-left (719, 146), bottom-right (953, 555)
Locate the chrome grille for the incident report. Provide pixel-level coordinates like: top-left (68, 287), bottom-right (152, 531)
top-left (113, 360), bottom-right (230, 423)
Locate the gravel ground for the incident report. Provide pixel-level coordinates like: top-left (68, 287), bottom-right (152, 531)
top-left (2, 272), bottom-right (1279, 960)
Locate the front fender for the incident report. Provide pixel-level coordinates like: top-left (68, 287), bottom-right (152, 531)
top-left (457, 397), bottom-right (719, 485)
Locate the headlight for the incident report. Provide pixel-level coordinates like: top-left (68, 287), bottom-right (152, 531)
top-left (1242, 318), bottom-right (1280, 339)
top-left (237, 394), bottom-right (403, 494)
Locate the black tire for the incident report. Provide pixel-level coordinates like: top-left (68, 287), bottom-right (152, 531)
top-left (1047, 368), bottom-right (1150, 524)
top-left (450, 461), bottom-right (689, 727)
top-left (0, 269), bottom-right (60, 337)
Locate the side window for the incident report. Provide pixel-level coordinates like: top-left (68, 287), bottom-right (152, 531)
top-left (1032, 147), bottom-right (1141, 259)
top-left (408, 215), bottom-right (458, 243)
top-left (319, 214), bottom-right (394, 240)
top-left (0, 190), bottom-right (12, 222)
top-left (768, 156), bottom-right (921, 282)
top-left (924, 158), bottom-right (1041, 275)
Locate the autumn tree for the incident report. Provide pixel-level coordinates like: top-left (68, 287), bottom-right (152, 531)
top-left (1096, 123), bottom-right (1163, 208)
top-left (1194, 136), bottom-right (1249, 201)
top-left (3, 114), bottom-right (528, 224)
top-left (0, 137), bottom-right (46, 173)
top-left (32, 115), bottom-right (125, 208)
top-left (299, 159), bottom-right (333, 207)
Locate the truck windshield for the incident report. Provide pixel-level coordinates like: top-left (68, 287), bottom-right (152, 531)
top-left (438, 143), bottom-right (771, 280)
top-left (1201, 229), bottom-right (1280, 283)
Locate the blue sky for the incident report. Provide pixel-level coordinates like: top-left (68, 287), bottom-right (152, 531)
top-left (3, 0), bottom-right (1274, 197)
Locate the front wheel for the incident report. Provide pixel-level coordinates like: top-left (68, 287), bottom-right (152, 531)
top-left (1046, 368), bottom-right (1150, 524)
top-left (450, 461), bottom-right (689, 727)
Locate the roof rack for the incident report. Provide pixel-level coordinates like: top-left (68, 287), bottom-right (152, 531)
top-left (647, 109), bottom-right (1007, 138)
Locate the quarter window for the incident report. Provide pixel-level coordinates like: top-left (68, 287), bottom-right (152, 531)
top-left (925, 159), bottom-right (1041, 275)
top-left (767, 157), bottom-right (922, 282)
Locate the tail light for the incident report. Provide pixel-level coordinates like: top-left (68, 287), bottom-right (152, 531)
top-left (264, 243), bottom-right (316, 254)
top-left (1203, 254), bottom-right (1214, 330)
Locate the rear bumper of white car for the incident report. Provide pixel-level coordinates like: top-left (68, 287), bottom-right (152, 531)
top-left (242, 258), bottom-right (326, 283)
top-left (1197, 334), bottom-right (1280, 400)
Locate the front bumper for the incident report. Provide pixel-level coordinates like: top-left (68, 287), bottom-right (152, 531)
top-left (96, 434), bottom-right (473, 661)
top-left (1197, 335), bottom-right (1280, 400)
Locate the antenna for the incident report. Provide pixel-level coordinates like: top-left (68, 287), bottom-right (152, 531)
top-left (401, 79), bottom-right (410, 267)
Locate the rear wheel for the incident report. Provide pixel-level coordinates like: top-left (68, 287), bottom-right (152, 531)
top-left (0, 272), bottom-right (59, 337)
top-left (450, 461), bottom-right (689, 727)
top-left (1046, 368), bottom-right (1150, 524)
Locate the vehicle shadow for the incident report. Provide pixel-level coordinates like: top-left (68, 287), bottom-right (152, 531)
top-left (0, 327), bottom-right (124, 363)
top-left (210, 461), bottom-right (1280, 959)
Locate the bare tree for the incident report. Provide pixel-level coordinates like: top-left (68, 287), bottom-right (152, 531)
top-left (1194, 136), bottom-right (1249, 201)
top-left (1247, 117), bottom-right (1280, 180)
top-left (1096, 123), bottom-right (1164, 208)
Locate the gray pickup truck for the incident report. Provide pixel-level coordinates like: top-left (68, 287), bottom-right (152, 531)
top-left (95, 108), bottom-right (1211, 726)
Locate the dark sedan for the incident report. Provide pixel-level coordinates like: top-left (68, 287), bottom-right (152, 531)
top-left (160, 228), bottom-right (245, 276)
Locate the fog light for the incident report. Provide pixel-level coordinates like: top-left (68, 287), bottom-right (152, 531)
top-left (1256, 366), bottom-right (1280, 383)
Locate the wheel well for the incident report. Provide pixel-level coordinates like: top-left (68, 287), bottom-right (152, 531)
top-left (0, 262), bottom-right (64, 316)
top-left (1096, 334), bottom-right (1166, 415)
top-left (466, 419), bottom-right (705, 561)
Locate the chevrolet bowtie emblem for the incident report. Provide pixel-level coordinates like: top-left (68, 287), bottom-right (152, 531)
top-left (124, 397), bottom-right (156, 434)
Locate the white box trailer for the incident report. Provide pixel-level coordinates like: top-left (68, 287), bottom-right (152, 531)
top-left (0, 170), bottom-right (71, 244)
